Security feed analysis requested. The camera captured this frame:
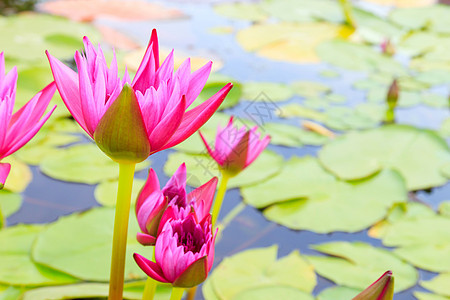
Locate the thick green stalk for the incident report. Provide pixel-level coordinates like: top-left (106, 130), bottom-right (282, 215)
top-left (108, 162), bottom-right (136, 300)
top-left (169, 287), bottom-right (184, 300)
top-left (211, 172), bottom-right (231, 227)
top-left (339, 0), bottom-right (356, 28)
top-left (185, 286), bottom-right (197, 300)
top-left (0, 205), bottom-right (4, 229)
top-left (142, 277), bottom-right (157, 300)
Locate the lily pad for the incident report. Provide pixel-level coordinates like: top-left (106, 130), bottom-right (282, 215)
top-left (306, 242), bottom-right (418, 292)
top-left (32, 207), bottom-right (146, 282)
top-left (389, 5), bottom-right (450, 34)
top-left (242, 82), bottom-right (294, 102)
top-left (0, 13), bottom-right (100, 64)
top-left (414, 292), bottom-right (450, 300)
top-left (2, 156), bottom-right (32, 193)
top-left (421, 273), bottom-right (450, 298)
top-left (194, 81), bottom-right (242, 110)
top-left (318, 125), bottom-right (450, 190)
top-left (316, 286), bottom-right (361, 300)
top-left (316, 40), bottom-right (406, 75)
top-left (0, 190), bottom-right (22, 219)
top-left (237, 22), bottom-right (352, 63)
top-left (242, 156), bottom-right (407, 233)
top-left (40, 143), bottom-right (150, 184)
top-left (291, 81), bottom-right (331, 98)
top-left (0, 224), bottom-right (78, 286)
top-left (214, 2), bottom-right (267, 22)
top-left (263, 123), bottom-right (329, 147)
top-left (94, 178), bottom-right (146, 207)
top-left (202, 246), bottom-right (316, 300)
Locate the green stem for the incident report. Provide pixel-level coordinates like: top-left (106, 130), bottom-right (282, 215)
top-left (142, 247), bottom-right (157, 300)
top-left (108, 162), bottom-right (136, 300)
top-left (0, 205), bottom-right (4, 229)
top-left (142, 277), bottom-right (157, 300)
top-left (211, 173), bottom-right (231, 227)
top-left (169, 287), bottom-right (184, 300)
top-left (185, 286), bottom-right (197, 300)
top-left (339, 0), bottom-right (356, 28)
top-left (385, 108), bottom-right (395, 124)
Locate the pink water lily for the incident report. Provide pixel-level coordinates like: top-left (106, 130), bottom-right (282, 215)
top-left (136, 163), bottom-right (217, 245)
top-left (0, 52), bottom-right (56, 187)
top-left (353, 271), bottom-right (394, 300)
top-left (47, 29), bottom-right (232, 162)
top-left (134, 212), bottom-right (217, 288)
top-left (199, 116), bottom-right (270, 176)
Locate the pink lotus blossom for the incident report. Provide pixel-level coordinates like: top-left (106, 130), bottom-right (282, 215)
top-left (134, 212), bottom-right (216, 287)
top-left (0, 52), bottom-right (56, 187)
top-left (136, 163), bottom-right (217, 245)
top-left (199, 116), bottom-right (270, 176)
top-left (47, 29), bottom-right (232, 163)
top-left (353, 271), bottom-right (394, 300)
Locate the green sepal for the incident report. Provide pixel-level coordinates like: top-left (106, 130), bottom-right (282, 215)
top-left (94, 84), bottom-right (150, 163)
top-left (173, 256), bottom-right (208, 288)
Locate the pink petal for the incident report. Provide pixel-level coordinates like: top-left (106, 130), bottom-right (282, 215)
top-left (46, 51), bottom-right (89, 135)
top-left (188, 177), bottom-right (218, 217)
top-left (246, 135), bottom-right (270, 167)
top-left (132, 29), bottom-right (158, 93)
top-left (185, 61), bottom-right (212, 107)
top-left (198, 131), bottom-right (225, 166)
top-left (133, 253), bottom-right (169, 283)
top-left (0, 163), bottom-right (11, 188)
top-left (136, 168), bottom-right (161, 213)
top-left (136, 233), bottom-right (156, 246)
top-left (149, 95), bottom-right (186, 153)
top-left (161, 83), bottom-right (232, 151)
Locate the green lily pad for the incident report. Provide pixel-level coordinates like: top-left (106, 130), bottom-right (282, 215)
top-left (263, 123), bottom-right (329, 147)
top-left (316, 286), bottom-right (361, 300)
top-left (95, 179), bottom-right (146, 207)
top-left (2, 156), bottom-right (32, 193)
top-left (316, 40), bottom-right (406, 75)
top-left (415, 292), bottom-right (450, 300)
top-left (0, 190), bottom-right (22, 219)
top-left (21, 282), bottom-right (171, 300)
top-left (202, 246), bottom-right (316, 300)
top-left (395, 244), bottom-right (450, 273)
top-left (194, 81), bottom-right (242, 110)
top-left (32, 207), bottom-right (146, 282)
top-left (242, 156), bottom-right (407, 233)
top-left (291, 81), bottom-right (331, 98)
top-left (421, 273), bottom-right (450, 298)
top-left (164, 150), bottom-right (283, 189)
top-left (306, 242), bottom-right (418, 292)
top-left (439, 118), bottom-right (450, 138)
top-left (0, 13), bottom-right (100, 64)
top-left (242, 82), bottom-right (294, 102)
top-left (233, 286), bottom-right (313, 300)
top-left (319, 125), bottom-right (450, 190)
top-left (439, 201), bottom-right (450, 217)
top-left (0, 286), bottom-right (23, 300)
top-left (320, 70), bottom-right (340, 78)
top-left (0, 224), bottom-right (78, 286)
top-left (422, 93), bottom-right (448, 108)
top-left (40, 143), bottom-right (150, 184)
top-left (214, 2), bottom-right (267, 22)
top-left (389, 5), bottom-right (450, 34)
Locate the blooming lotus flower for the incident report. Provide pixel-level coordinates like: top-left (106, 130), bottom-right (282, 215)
top-left (0, 52), bottom-right (56, 187)
top-left (134, 212), bottom-right (217, 287)
top-left (353, 271), bottom-right (394, 300)
top-left (199, 116), bottom-right (270, 176)
top-left (47, 29), bottom-right (232, 163)
top-left (136, 163), bottom-right (217, 245)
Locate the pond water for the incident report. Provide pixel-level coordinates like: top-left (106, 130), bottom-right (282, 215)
top-left (2, 0), bottom-right (450, 299)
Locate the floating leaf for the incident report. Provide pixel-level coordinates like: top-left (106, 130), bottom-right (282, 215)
top-left (414, 292), bottom-right (450, 300)
top-left (0, 190), bottom-right (22, 219)
top-left (237, 23), bottom-right (352, 63)
top-left (242, 82), bottom-right (294, 102)
top-left (365, 0), bottom-right (437, 7)
top-left (0, 224), bottom-right (78, 286)
top-left (214, 2), bottom-right (267, 22)
top-left (317, 286), bottom-right (361, 300)
top-left (242, 156), bottom-right (407, 233)
top-left (316, 40), bottom-right (406, 75)
top-left (21, 282), bottom-right (171, 300)
top-left (291, 81), bottom-right (331, 98)
top-left (264, 123), bottom-right (329, 147)
top-left (202, 246), bottom-right (316, 300)
top-left (0, 13), bottom-right (100, 64)
top-left (306, 242), bottom-right (418, 292)
top-left (195, 81), bottom-right (242, 110)
top-left (421, 273), bottom-right (450, 297)
top-left (319, 125), bottom-right (450, 190)
top-left (94, 178), bottom-right (146, 207)
top-left (40, 143), bottom-right (150, 184)
top-left (2, 157), bottom-right (32, 193)
top-left (164, 150), bottom-right (283, 189)
top-left (32, 207), bottom-right (145, 282)
top-left (389, 5), bottom-right (450, 34)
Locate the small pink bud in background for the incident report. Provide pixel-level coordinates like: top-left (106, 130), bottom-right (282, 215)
top-left (353, 271), bottom-right (394, 300)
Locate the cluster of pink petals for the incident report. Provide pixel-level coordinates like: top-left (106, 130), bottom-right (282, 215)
top-left (199, 116), bottom-right (270, 175)
top-left (134, 212), bottom-right (216, 287)
top-left (0, 52), bottom-right (56, 186)
top-left (136, 163), bottom-right (217, 246)
top-left (47, 29), bottom-right (232, 156)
